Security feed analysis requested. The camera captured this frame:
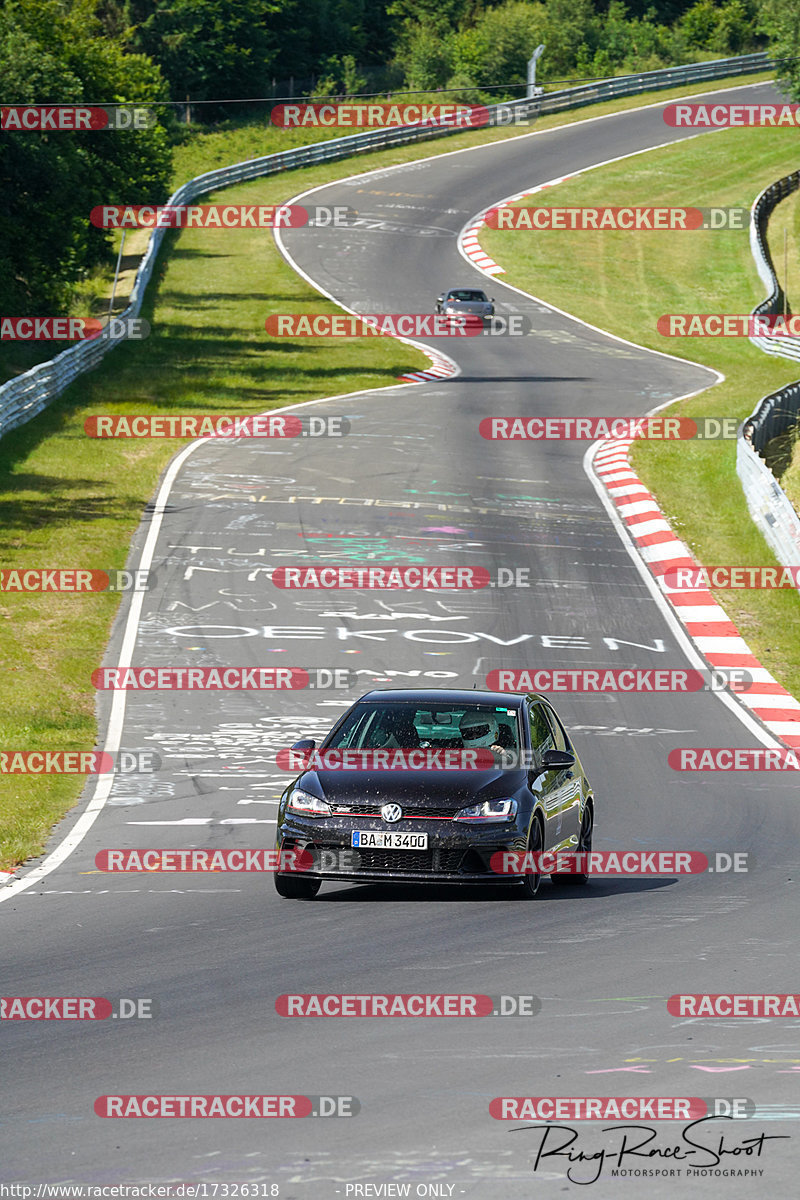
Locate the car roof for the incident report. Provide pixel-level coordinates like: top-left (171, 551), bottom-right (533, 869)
top-left (357, 687), bottom-right (538, 708)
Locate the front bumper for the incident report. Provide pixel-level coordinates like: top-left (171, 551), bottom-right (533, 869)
top-left (441, 307), bottom-right (493, 319)
top-left (276, 816), bottom-right (527, 886)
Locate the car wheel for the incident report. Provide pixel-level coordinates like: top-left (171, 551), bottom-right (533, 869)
top-left (551, 802), bottom-right (593, 887)
top-left (516, 814), bottom-right (544, 899)
top-left (274, 872), bottom-right (321, 900)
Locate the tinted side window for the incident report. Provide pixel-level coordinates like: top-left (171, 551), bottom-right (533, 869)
top-left (537, 700), bottom-right (568, 748)
top-left (328, 707), bottom-right (378, 748)
top-left (546, 700), bottom-right (573, 748)
top-left (528, 703), bottom-right (554, 754)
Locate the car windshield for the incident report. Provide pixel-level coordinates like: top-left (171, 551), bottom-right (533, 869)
top-left (325, 702), bottom-right (520, 751)
top-left (447, 290), bottom-right (487, 302)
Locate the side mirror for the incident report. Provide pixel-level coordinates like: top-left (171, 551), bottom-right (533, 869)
top-left (437, 295), bottom-right (444, 303)
top-left (542, 748), bottom-right (575, 770)
top-left (291, 738), bottom-right (316, 752)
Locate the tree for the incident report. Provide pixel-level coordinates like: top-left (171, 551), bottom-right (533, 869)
top-left (0, 0), bottom-right (170, 315)
top-left (759, 0), bottom-right (800, 99)
top-left (134, 0), bottom-right (277, 114)
top-left (448, 3), bottom-right (548, 92)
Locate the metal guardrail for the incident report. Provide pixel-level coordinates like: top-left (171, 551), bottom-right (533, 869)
top-left (0, 50), bottom-right (773, 441)
top-left (737, 414), bottom-right (800, 567)
top-left (737, 171), bottom-right (800, 568)
top-left (746, 169), bottom-right (800, 370)
top-left (512, 51), bottom-right (771, 116)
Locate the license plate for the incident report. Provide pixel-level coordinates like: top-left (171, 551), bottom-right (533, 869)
top-left (351, 831), bottom-right (428, 850)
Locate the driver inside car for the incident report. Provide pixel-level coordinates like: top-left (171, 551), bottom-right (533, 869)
top-left (459, 712), bottom-right (506, 757)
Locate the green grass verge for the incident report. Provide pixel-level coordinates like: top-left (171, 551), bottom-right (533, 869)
top-left (481, 123), bottom-right (800, 699)
top-left (0, 168), bottom-right (427, 872)
top-left (0, 68), bottom-right (773, 386)
top-left (168, 70), bottom-right (775, 183)
top-left (0, 68), bottom-right (779, 872)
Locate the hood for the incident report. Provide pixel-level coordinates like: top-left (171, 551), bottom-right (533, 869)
top-left (297, 766), bottom-right (525, 810)
top-left (444, 301), bottom-right (489, 314)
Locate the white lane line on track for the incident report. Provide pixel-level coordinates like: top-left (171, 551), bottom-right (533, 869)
top-left (446, 99), bottom-right (793, 748)
top-left (585, 438), bottom-right (784, 750)
top-left (593, 441), bottom-right (800, 747)
top-left (273, 194), bottom-right (459, 384)
top-left (126, 818), bottom-right (214, 825)
top-left (0, 384), bottom-right (398, 903)
top-left (274, 81), bottom-right (788, 753)
top-left (126, 819), bottom-right (277, 825)
top-left (456, 132), bottom-right (736, 374)
top-left (276, 81), bottom-right (774, 389)
top-left (1, 79), bottom-right (776, 902)
top-left (458, 88), bottom-right (776, 274)
top-left (24, 889), bottom-right (246, 896)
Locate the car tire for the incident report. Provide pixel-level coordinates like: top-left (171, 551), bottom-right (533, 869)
top-left (551, 802), bottom-right (593, 887)
top-left (515, 814), bottom-right (544, 899)
top-left (274, 872), bottom-right (321, 900)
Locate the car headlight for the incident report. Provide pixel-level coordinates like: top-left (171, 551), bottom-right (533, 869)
top-left (287, 788), bottom-right (332, 817)
top-left (454, 798), bottom-right (518, 823)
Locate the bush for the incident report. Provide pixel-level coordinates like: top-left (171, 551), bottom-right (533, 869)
top-left (0, 0), bottom-right (171, 316)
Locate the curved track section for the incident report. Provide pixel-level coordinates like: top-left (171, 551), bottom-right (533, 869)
top-left (3, 82), bottom-right (799, 1197)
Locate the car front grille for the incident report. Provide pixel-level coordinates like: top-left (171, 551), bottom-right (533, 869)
top-left (314, 843), bottom-right (465, 874)
top-left (331, 804), bottom-right (458, 819)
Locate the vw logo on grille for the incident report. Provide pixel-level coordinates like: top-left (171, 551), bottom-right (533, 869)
top-left (381, 803), bottom-right (403, 824)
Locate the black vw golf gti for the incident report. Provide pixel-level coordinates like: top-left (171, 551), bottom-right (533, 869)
top-left (274, 688), bottom-right (594, 899)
